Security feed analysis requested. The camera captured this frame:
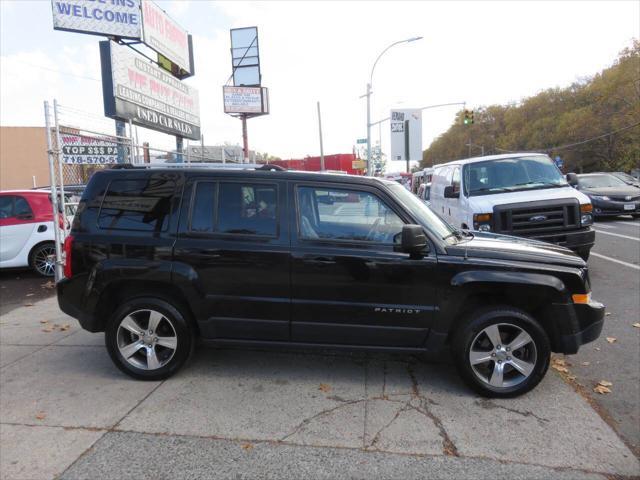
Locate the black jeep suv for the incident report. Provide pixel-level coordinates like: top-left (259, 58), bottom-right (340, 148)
top-left (57, 167), bottom-right (604, 397)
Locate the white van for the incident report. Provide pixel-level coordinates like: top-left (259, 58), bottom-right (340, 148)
top-left (429, 153), bottom-right (595, 259)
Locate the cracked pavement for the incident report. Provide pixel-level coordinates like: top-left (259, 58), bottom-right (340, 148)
top-left (1, 297), bottom-right (639, 479)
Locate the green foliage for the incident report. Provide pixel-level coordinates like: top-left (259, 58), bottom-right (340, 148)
top-left (422, 40), bottom-right (640, 172)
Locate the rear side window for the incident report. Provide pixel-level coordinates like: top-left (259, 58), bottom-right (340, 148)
top-left (0, 196), bottom-right (14, 218)
top-left (190, 182), bottom-right (216, 233)
top-left (14, 197), bottom-right (32, 216)
top-left (217, 183), bottom-right (277, 236)
top-left (98, 178), bottom-right (174, 232)
top-left (0, 195), bottom-right (32, 218)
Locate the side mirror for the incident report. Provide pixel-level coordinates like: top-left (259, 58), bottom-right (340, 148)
top-left (444, 185), bottom-right (459, 198)
top-left (566, 173), bottom-right (578, 187)
top-left (401, 224), bottom-right (428, 255)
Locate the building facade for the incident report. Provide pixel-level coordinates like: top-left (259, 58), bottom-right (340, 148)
top-left (0, 127), bottom-right (50, 190)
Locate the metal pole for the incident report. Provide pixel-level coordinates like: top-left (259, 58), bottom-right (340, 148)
top-left (200, 134), bottom-right (204, 162)
top-left (317, 101), bottom-right (325, 171)
top-left (366, 83), bottom-right (372, 176)
top-left (53, 99), bottom-right (67, 240)
top-left (241, 114), bottom-right (249, 163)
top-left (115, 120), bottom-right (126, 163)
top-left (135, 127), bottom-right (140, 164)
top-left (176, 136), bottom-right (183, 163)
top-left (221, 146), bottom-right (226, 164)
top-left (128, 119), bottom-right (135, 164)
top-left (186, 140), bottom-right (191, 164)
top-left (404, 119), bottom-right (410, 174)
top-left (44, 101), bottom-right (63, 281)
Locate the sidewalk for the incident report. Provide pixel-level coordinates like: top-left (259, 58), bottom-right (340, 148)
top-left (1, 297), bottom-right (638, 479)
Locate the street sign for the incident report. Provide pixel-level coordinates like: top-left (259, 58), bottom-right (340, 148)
top-left (356, 138), bottom-right (367, 144)
top-left (554, 156), bottom-right (563, 168)
top-left (390, 109), bottom-right (422, 162)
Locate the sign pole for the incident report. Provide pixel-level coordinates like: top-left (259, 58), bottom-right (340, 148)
top-left (176, 136), bottom-right (183, 163)
top-left (53, 99), bottom-right (67, 239)
top-left (115, 120), bottom-right (126, 163)
top-left (44, 101), bottom-right (63, 282)
top-left (317, 101), bottom-right (325, 171)
top-left (242, 114), bottom-right (249, 163)
top-left (404, 119), bottom-right (410, 173)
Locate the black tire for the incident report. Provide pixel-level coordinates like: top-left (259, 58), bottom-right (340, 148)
top-left (452, 306), bottom-right (550, 398)
top-left (577, 248), bottom-right (590, 261)
top-left (105, 297), bottom-right (194, 381)
top-left (29, 242), bottom-right (56, 277)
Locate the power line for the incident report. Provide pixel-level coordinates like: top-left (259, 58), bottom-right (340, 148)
top-left (542, 122), bottom-right (640, 152)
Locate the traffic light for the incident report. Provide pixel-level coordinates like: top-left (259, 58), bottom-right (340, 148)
top-left (463, 109), bottom-right (475, 125)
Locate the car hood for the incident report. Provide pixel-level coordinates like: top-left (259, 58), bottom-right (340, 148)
top-left (580, 186), bottom-right (640, 197)
top-left (446, 231), bottom-right (586, 268)
top-left (467, 185), bottom-right (590, 212)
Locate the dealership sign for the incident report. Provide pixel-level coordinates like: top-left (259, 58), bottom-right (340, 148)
top-left (223, 86), bottom-right (269, 114)
top-left (390, 109), bottom-right (422, 162)
top-left (51, 0), bottom-right (141, 39)
top-left (61, 134), bottom-right (127, 164)
top-left (100, 41), bottom-right (200, 140)
top-left (142, 0), bottom-right (192, 74)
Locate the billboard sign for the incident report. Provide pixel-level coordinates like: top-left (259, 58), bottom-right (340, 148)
top-left (141, 0), bottom-right (192, 74)
top-left (100, 40), bottom-right (200, 140)
top-left (230, 27), bottom-right (260, 86)
top-left (60, 133), bottom-right (127, 164)
top-left (223, 86), bottom-right (269, 114)
top-left (390, 109), bottom-right (422, 162)
top-left (51, 0), bottom-right (142, 39)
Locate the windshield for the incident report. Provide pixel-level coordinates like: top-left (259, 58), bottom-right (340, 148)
top-left (614, 172), bottom-right (636, 182)
top-left (388, 183), bottom-right (456, 240)
top-left (578, 174), bottom-right (627, 188)
top-left (463, 155), bottom-right (567, 196)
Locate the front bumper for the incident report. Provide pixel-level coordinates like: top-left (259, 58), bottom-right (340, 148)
top-left (529, 227), bottom-right (595, 251)
top-left (546, 301), bottom-right (605, 354)
top-left (591, 198), bottom-right (640, 216)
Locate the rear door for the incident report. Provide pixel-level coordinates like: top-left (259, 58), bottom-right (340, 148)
top-left (289, 181), bottom-right (437, 347)
top-left (0, 195), bottom-right (36, 263)
top-left (173, 176), bottom-right (290, 341)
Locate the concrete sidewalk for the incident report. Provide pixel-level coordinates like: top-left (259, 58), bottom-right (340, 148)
top-left (1, 298), bottom-right (638, 479)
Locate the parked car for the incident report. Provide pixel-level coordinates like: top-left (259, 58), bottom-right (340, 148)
top-left (0, 190), bottom-right (65, 276)
top-left (417, 182), bottom-right (431, 202)
top-left (575, 173), bottom-right (640, 218)
top-left (428, 153), bottom-right (595, 260)
top-left (57, 166), bottom-right (604, 397)
top-left (611, 171), bottom-right (640, 188)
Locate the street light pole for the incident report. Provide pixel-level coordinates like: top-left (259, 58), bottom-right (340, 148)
top-left (365, 36), bottom-right (422, 176)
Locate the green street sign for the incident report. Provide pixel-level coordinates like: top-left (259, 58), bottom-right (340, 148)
top-left (356, 138), bottom-right (367, 144)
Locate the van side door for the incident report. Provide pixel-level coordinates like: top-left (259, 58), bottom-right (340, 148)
top-left (173, 176), bottom-right (290, 341)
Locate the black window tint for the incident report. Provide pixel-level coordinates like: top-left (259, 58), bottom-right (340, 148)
top-left (217, 183), bottom-right (277, 236)
top-left (297, 186), bottom-right (404, 243)
top-left (14, 197), bottom-right (32, 216)
top-left (190, 182), bottom-right (216, 232)
top-left (98, 177), bottom-right (174, 231)
top-left (0, 196), bottom-right (14, 219)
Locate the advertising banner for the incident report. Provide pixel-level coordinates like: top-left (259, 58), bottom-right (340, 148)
top-left (61, 134), bottom-right (127, 164)
top-left (51, 0), bottom-right (141, 39)
top-left (223, 86), bottom-right (268, 114)
top-left (141, 0), bottom-right (192, 74)
top-left (100, 41), bottom-right (200, 140)
top-left (390, 109), bottom-right (422, 162)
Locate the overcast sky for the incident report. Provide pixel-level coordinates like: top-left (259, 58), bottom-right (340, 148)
top-left (1, 0), bottom-right (638, 165)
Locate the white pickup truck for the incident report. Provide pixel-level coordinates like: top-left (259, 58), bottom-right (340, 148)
top-left (428, 153), bottom-right (595, 260)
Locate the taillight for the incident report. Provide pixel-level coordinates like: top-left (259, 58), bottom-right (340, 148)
top-left (63, 235), bottom-right (74, 278)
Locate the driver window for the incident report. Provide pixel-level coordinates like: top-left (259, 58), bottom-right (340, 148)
top-left (297, 186), bottom-right (404, 243)
top-left (451, 167), bottom-right (461, 193)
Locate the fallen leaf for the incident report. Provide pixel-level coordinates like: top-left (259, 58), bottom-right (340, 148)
top-left (35, 412), bottom-right (46, 420)
top-left (24, 303), bottom-right (34, 307)
top-left (552, 365), bottom-right (569, 373)
top-left (594, 347), bottom-right (601, 351)
top-left (567, 375), bottom-right (576, 381)
top-left (605, 312), bottom-right (611, 317)
top-left (593, 385), bottom-right (611, 394)
top-left (241, 443), bottom-right (253, 450)
top-left (26, 293), bottom-right (34, 297)
top-left (60, 324), bottom-right (71, 331)
top-left (318, 383), bottom-right (332, 393)
top-left (39, 320), bottom-right (49, 324)
top-left (633, 323), bottom-right (640, 328)
top-left (598, 380), bottom-right (613, 387)
top-left (42, 328), bottom-right (53, 333)
top-left (606, 337), bottom-right (617, 344)
top-left (581, 361), bottom-right (590, 366)
top-left (42, 281), bottom-right (55, 289)
top-left (552, 358), bottom-right (566, 366)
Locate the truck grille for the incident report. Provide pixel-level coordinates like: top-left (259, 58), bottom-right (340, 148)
top-left (493, 199), bottom-right (581, 238)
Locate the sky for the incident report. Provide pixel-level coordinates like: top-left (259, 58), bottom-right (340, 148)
top-left (1, 0), bottom-right (639, 166)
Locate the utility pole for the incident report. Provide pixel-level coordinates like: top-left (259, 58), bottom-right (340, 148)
top-left (317, 101), bottom-right (325, 171)
top-left (241, 114), bottom-right (249, 163)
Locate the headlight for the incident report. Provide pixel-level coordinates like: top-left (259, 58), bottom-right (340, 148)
top-left (581, 213), bottom-right (593, 226)
top-left (592, 195), bottom-right (610, 201)
top-left (473, 213), bottom-right (492, 231)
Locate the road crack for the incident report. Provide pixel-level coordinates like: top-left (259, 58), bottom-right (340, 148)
top-left (474, 399), bottom-right (549, 426)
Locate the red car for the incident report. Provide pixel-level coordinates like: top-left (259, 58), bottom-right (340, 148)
top-left (0, 190), bottom-right (66, 276)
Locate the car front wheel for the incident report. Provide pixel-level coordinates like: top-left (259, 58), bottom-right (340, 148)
top-left (452, 307), bottom-right (550, 398)
top-left (105, 297), bottom-right (194, 380)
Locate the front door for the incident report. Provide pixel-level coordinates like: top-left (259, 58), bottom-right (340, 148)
top-left (173, 177), bottom-right (290, 341)
top-left (289, 182), bottom-right (437, 348)
top-left (0, 195), bottom-right (36, 263)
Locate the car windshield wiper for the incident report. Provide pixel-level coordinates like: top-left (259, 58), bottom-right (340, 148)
top-left (470, 187), bottom-right (511, 194)
top-left (442, 228), bottom-right (474, 241)
top-left (509, 181), bottom-right (566, 189)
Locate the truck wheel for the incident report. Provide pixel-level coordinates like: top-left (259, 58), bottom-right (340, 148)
top-left (452, 307), bottom-right (550, 398)
top-left (577, 248), bottom-right (590, 261)
top-left (105, 297), bottom-right (194, 381)
top-left (29, 242), bottom-right (56, 277)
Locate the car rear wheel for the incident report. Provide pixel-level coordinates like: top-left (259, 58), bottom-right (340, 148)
top-left (29, 242), bottom-right (56, 277)
top-left (452, 307), bottom-right (550, 398)
top-left (105, 297), bottom-right (194, 380)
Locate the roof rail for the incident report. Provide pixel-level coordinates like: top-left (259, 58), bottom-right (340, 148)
top-left (109, 162), bottom-right (281, 171)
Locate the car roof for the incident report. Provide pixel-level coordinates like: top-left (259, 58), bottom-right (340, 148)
top-left (433, 152), bottom-right (549, 168)
top-left (0, 189), bottom-right (50, 195)
top-left (102, 166), bottom-right (399, 187)
top-left (576, 173), bottom-right (615, 177)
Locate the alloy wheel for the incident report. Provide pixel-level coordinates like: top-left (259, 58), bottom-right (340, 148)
top-left (116, 309), bottom-right (178, 370)
top-left (33, 244), bottom-right (56, 276)
top-left (468, 322), bottom-right (537, 389)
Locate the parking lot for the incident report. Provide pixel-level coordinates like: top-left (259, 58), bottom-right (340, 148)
top-left (0, 218), bottom-right (638, 479)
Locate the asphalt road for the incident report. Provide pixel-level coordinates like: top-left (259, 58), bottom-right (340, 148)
top-left (570, 215), bottom-right (640, 454)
